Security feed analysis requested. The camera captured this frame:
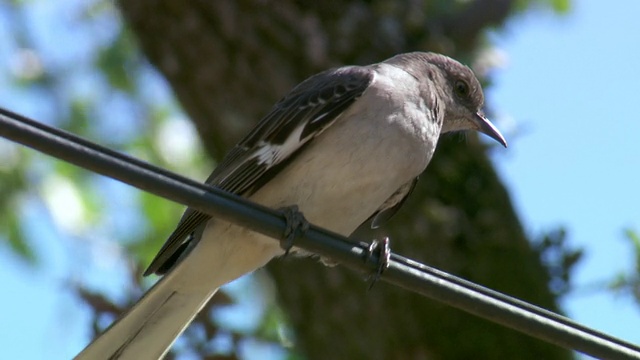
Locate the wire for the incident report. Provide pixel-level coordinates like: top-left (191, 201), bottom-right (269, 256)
top-left (1, 107), bottom-right (639, 359)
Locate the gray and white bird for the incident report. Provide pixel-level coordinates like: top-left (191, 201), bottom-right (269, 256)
top-left (76, 52), bottom-right (506, 359)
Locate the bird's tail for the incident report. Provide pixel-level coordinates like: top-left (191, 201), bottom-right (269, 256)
top-left (74, 255), bottom-right (220, 360)
top-left (75, 222), bottom-right (281, 360)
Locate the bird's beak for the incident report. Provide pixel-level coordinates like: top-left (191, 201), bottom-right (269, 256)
top-left (474, 112), bottom-right (507, 147)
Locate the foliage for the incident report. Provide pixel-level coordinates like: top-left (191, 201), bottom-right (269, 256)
top-left (534, 228), bottom-right (583, 297)
top-left (607, 229), bottom-right (640, 305)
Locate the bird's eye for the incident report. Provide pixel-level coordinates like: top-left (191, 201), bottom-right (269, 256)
top-left (454, 80), bottom-right (469, 97)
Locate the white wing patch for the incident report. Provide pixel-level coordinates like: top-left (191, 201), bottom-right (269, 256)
top-left (253, 121), bottom-right (307, 166)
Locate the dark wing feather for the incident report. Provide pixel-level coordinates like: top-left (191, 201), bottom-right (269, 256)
top-left (144, 66), bottom-right (374, 276)
top-left (370, 178), bottom-right (418, 229)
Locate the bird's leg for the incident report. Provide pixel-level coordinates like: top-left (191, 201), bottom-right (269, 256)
top-left (278, 205), bottom-right (309, 256)
top-left (365, 237), bottom-right (391, 289)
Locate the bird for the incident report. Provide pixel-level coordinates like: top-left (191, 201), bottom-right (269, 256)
top-left (75, 51), bottom-right (506, 359)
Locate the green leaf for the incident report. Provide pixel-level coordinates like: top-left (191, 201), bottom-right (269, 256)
top-left (95, 30), bottom-right (138, 93)
top-left (623, 228), bottom-right (640, 274)
top-left (4, 209), bottom-right (36, 263)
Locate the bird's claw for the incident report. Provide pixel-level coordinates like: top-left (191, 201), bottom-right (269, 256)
top-left (279, 205), bottom-right (309, 256)
top-left (365, 237), bottom-right (391, 289)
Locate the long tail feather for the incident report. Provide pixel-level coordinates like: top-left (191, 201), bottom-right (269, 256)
top-left (75, 223), bottom-right (281, 360)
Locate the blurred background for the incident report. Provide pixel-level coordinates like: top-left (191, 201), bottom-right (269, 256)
top-left (0, 0), bottom-right (638, 359)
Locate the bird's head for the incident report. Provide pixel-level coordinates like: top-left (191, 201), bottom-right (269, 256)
top-left (387, 52), bottom-right (507, 147)
top-left (431, 53), bottom-right (507, 147)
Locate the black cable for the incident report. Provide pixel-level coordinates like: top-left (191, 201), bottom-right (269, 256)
top-left (0, 107), bottom-right (639, 359)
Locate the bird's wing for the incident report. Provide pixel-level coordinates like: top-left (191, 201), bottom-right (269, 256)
top-left (370, 178), bottom-right (418, 229)
top-left (144, 66), bottom-right (375, 275)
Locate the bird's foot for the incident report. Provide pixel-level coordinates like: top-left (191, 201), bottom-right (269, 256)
top-left (365, 237), bottom-right (391, 289)
top-left (279, 205), bottom-right (309, 256)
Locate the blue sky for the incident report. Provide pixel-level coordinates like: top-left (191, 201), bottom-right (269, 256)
top-left (0, 1), bottom-right (639, 359)
top-left (488, 0), bottom-right (640, 349)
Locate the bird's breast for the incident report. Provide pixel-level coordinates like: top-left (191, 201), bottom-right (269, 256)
top-left (250, 80), bottom-right (440, 236)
